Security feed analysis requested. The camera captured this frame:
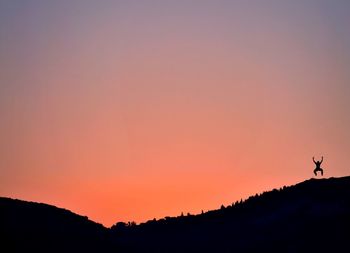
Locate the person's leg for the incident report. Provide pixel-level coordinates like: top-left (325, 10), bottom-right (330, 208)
top-left (314, 169), bottom-right (317, 176)
top-left (321, 169), bottom-right (323, 176)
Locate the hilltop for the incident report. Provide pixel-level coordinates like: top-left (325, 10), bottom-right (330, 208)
top-left (111, 176), bottom-right (350, 252)
top-left (0, 197), bottom-right (112, 252)
top-left (1, 176), bottom-right (350, 252)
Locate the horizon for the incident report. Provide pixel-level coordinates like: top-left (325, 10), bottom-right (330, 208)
top-left (1, 0), bottom-right (350, 227)
top-left (3, 175), bottom-right (348, 227)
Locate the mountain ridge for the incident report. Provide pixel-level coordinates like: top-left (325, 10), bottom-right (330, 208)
top-left (1, 176), bottom-right (350, 252)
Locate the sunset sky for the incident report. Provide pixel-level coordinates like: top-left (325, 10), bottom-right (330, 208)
top-left (1, 0), bottom-right (350, 227)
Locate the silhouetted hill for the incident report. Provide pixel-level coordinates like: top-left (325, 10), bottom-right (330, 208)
top-left (0, 197), bottom-right (113, 253)
top-left (111, 176), bottom-right (350, 252)
top-left (1, 176), bottom-right (350, 253)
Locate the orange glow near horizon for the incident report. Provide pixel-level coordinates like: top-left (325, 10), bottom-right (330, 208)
top-left (1, 1), bottom-right (350, 226)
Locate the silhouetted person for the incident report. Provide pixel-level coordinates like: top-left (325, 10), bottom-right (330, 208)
top-left (313, 156), bottom-right (324, 176)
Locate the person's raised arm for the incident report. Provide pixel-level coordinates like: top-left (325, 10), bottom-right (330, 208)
top-left (320, 156), bottom-right (323, 164)
top-left (313, 157), bottom-right (316, 164)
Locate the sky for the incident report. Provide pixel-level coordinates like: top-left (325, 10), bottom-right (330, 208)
top-left (1, 0), bottom-right (350, 227)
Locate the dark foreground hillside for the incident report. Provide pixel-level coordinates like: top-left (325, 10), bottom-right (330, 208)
top-left (111, 176), bottom-right (350, 253)
top-left (0, 198), bottom-right (113, 252)
top-left (1, 176), bottom-right (350, 253)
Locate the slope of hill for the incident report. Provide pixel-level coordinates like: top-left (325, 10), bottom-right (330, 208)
top-left (111, 176), bottom-right (350, 252)
top-left (0, 197), bottom-right (113, 252)
top-left (1, 176), bottom-right (350, 253)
